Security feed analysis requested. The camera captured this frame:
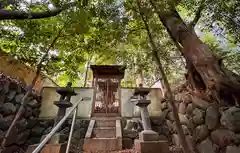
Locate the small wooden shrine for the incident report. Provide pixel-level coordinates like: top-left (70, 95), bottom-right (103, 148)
top-left (90, 65), bottom-right (126, 116)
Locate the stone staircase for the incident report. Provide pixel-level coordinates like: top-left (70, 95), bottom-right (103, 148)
top-left (83, 118), bottom-right (122, 152)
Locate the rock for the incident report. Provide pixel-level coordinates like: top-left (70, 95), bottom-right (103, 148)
top-left (15, 104), bottom-right (21, 110)
top-left (32, 109), bottom-right (41, 117)
top-left (26, 119), bottom-right (37, 129)
top-left (178, 113), bottom-right (189, 125)
top-left (74, 120), bottom-right (89, 130)
top-left (192, 108), bottom-right (205, 125)
top-left (0, 94), bottom-right (6, 103)
top-left (172, 123), bottom-right (189, 135)
top-left (186, 118), bottom-right (195, 133)
top-left (191, 96), bottom-right (210, 110)
top-left (175, 93), bottom-right (191, 103)
top-left (24, 106), bottom-right (32, 118)
top-left (123, 138), bottom-right (134, 149)
top-left (168, 102), bottom-right (179, 111)
top-left (124, 120), bottom-right (139, 130)
top-left (174, 93), bottom-right (182, 102)
top-left (172, 134), bottom-right (181, 146)
top-left (186, 103), bottom-right (194, 116)
top-left (184, 94), bottom-right (192, 104)
top-left (182, 125), bottom-right (190, 135)
top-left (74, 120), bottom-right (89, 129)
top-left (31, 126), bottom-right (45, 136)
top-left (15, 94), bottom-right (24, 104)
top-left (221, 107), bottom-right (240, 133)
top-left (16, 119), bottom-right (28, 132)
top-left (2, 81), bottom-right (10, 94)
top-left (0, 130), bottom-right (5, 142)
top-left (236, 134), bottom-right (240, 145)
top-left (167, 112), bottom-right (175, 121)
top-left (0, 116), bottom-right (13, 131)
top-left (43, 127), bottom-right (53, 135)
top-left (151, 110), bottom-right (169, 126)
top-left (60, 127), bottom-right (70, 134)
top-left (197, 138), bottom-right (215, 153)
top-left (28, 99), bottom-right (40, 108)
top-left (73, 128), bottom-right (87, 139)
top-left (213, 144), bottom-right (220, 153)
top-left (16, 130), bottom-right (30, 145)
top-left (226, 146), bottom-right (240, 153)
top-left (27, 137), bottom-right (41, 144)
top-left (7, 90), bottom-right (16, 101)
top-left (121, 118), bottom-right (127, 128)
top-left (0, 145), bottom-right (19, 153)
top-left (3, 103), bottom-right (16, 115)
top-left (40, 120), bottom-right (53, 128)
top-left (179, 102), bottom-right (187, 114)
top-left (205, 106), bottom-right (220, 130)
top-left (166, 120), bottom-right (174, 133)
top-left (16, 85), bottom-right (22, 93)
top-left (154, 124), bottom-right (170, 136)
top-left (123, 129), bottom-right (138, 139)
top-left (4, 126), bottom-right (18, 146)
top-left (211, 129), bottom-right (237, 147)
top-left (194, 125), bottom-right (209, 142)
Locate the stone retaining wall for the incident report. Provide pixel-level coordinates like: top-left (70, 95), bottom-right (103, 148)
top-left (121, 86), bottom-right (240, 153)
top-left (0, 73), bottom-right (89, 153)
top-left (152, 90), bottom-right (240, 153)
top-left (0, 73), bottom-right (41, 153)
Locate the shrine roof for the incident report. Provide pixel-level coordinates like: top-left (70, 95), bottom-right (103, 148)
top-left (90, 65), bottom-right (126, 77)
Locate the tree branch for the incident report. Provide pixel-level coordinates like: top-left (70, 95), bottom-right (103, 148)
top-left (0, 2), bottom-right (76, 20)
top-left (189, 0), bottom-right (205, 28)
top-left (1, 26), bottom-right (64, 147)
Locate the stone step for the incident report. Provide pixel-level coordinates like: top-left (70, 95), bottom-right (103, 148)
top-left (95, 120), bottom-right (116, 127)
top-left (92, 127), bottom-right (116, 138)
top-left (83, 138), bottom-right (122, 152)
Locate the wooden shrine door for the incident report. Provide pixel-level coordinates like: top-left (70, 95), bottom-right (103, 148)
top-left (93, 78), bottom-right (121, 116)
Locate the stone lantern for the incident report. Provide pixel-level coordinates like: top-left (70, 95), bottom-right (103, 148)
top-left (133, 86), bottom-right (169, 153)
top-left (48, 82), bottom-right (77, 144)
top-left (54, 82), bottom-right (77, 126)
top-left (26, 82), bottom-right (77, 153)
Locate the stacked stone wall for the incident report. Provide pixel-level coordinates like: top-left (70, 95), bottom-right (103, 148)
top-left (122, 85), bottom-right (240, 153)
top-left (152, 86), bottom-right (240, 153)
top-left (0, 73), bottom-right (89, 153)
top-left (0, 73), bottom-right (41, 152)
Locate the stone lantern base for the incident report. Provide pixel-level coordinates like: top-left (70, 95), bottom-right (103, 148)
top-left (134, 130), bottom-right (170, 153)
top-left (26, 143), bottom-right (67, 153)
top-left (134, 139), bottom-right (169, 153)
top-left (25, 133), bottom-right (67, 153)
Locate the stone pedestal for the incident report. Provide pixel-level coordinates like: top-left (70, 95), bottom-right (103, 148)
top-left (133, 87), bottom-right (170, 153)
top-left (135, 131), bottom-right (169, 153)
top-left (139, 130), bottom-right (160, 141)
top-left (26, 143), bottom-right (67, 153)
top-left (134, 139), bottom-right (169, 153)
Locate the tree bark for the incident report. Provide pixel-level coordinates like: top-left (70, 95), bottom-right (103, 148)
top-left (149, 0), bottom-right (240, 106)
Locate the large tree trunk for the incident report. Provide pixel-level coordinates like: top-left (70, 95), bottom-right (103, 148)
top-left (150, 4), bottom-right (240, 106)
